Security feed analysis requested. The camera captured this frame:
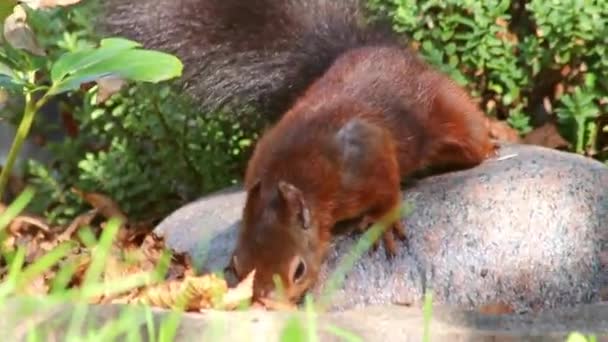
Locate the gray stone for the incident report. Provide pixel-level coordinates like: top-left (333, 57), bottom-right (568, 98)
top-left (155, 143), bottom-right (608, 313)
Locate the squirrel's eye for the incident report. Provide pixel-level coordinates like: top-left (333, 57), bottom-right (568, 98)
top-left (289, 256), bottom-right (307, 284)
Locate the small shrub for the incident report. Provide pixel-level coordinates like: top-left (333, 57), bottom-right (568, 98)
top-left (367, 0), bottom-right (608, 160)
top-left (1, 1), bottom-right (260, 223)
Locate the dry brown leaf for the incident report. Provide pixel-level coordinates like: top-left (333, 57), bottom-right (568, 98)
top-left (9, 215), bottom-right (50, 234)
top-left (57, 209), bottom-right (98, 243)
top-left (22, 274), bottom-right (50, 296)
top-left (215, 270), bottom-right (255, 310)
top-left (140, 234), bottom-right (196, 281)
top-left (133, 273), bottom-right (229, 311)
top-left (72, 189), bottom-right (127, 222)
top-left (3, 5), bottom-right (46, 56)
top-left (21, 0), bottom-right (82, 9)
top-left (97, 250), bottom-right (143, 304)
top-left (96, 76), bottom-right (127, 104)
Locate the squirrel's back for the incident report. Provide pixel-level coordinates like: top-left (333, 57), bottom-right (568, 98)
top-left (100, 0), bottom-right (400, 118)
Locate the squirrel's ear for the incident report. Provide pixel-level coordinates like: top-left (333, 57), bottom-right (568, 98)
top-left (277, 181), bottom-right (311, 230)
top-left (247, 178), bottom-right (262, 193)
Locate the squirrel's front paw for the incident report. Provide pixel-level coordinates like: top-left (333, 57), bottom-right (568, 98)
top-left (357, 215), bottom-right (407, 258)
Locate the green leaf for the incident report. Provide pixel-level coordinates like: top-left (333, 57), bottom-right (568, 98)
top-left (0, 75), bottom-right (24, 92)
top-left (0, 75), bottom-right (15, 89)
top-left (0, 61), bottom-right (16, 79)
top-left (448, 15), bottom-right (478, 29)
top-left (0, 0), bottom-right (17, 22)
top-left (50, 49), bottom-right (183, 95)
top-left (51, 38), bottom-right (142, 82)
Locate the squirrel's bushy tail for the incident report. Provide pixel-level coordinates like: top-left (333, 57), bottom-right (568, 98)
top-left (100, 0), bottom-right (400, 117)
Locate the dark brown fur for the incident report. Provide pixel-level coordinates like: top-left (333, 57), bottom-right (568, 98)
top-left (100, 0), bottom-right (397, 119)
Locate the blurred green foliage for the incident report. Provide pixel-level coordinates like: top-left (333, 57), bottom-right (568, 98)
top-left (1, 1), bottom-right (259, 224)
top-left (367, 0), bottom-right (607, 159)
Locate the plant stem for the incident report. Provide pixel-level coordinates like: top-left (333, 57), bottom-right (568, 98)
top-left (0, 75), bottom-right (51, 200)
top-left (576, 117), bottom-right (585, 154)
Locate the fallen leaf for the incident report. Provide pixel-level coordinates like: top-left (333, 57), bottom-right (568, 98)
top-left (72, 189), bottom-right (127, 223)
top-left (98, 249), bottom-right (144, 304)
top-left (96, 76), bottom-right (127, 104)
top-left (133, 273), bottom-right (229, 311)
top-left (21, 275), bottom-right (49, 296)
top-left (215, 270), bottom-right (255, 310)
top-left (3, 5), bottom-right (46, 56)
top-left (57, 209), bottom-right (98, 243)
top-left (9, 214), bottom-right (50, 234)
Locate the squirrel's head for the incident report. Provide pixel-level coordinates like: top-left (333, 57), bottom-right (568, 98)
top-left (230, 179), bottom-right (325, 305)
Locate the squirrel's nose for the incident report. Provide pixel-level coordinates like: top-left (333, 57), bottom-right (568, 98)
top-left (255, 287), bottom-right (276, 300)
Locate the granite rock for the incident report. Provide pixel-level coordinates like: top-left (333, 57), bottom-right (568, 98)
top-left (155, 143), bottom-right (608, 313)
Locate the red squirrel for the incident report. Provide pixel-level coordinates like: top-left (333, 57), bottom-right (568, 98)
top-left (101, 0), bottom-right (503, 306)
top-left (230, 46), bottom-right (497, 304)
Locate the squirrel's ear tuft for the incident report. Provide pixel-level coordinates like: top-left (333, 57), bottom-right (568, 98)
top-left (277, 181), bottom-right (311, 229)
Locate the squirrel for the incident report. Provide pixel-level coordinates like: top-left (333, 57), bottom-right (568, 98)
top-left (101, 0), bottom-right (503, 305)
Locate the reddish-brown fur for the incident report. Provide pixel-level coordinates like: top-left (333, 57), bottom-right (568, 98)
top-left (230, 45), bottom-right (497, 305)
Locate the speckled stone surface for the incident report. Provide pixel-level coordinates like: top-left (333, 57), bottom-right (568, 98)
top-left (155, 143), bottom-right (608, 313)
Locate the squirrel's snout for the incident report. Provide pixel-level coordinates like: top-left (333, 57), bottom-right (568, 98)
top-left (252, 276), bottom-right (278, 301)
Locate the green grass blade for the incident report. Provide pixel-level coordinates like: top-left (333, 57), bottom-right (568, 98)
top-left (16, 242), bottom-right (73, 290)
top-left (0, 187), bottom-right (35, 231)
top-left (79, 217), bottom-right (122, 293)
top-left (422, 290), bottom-right (433, 342)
